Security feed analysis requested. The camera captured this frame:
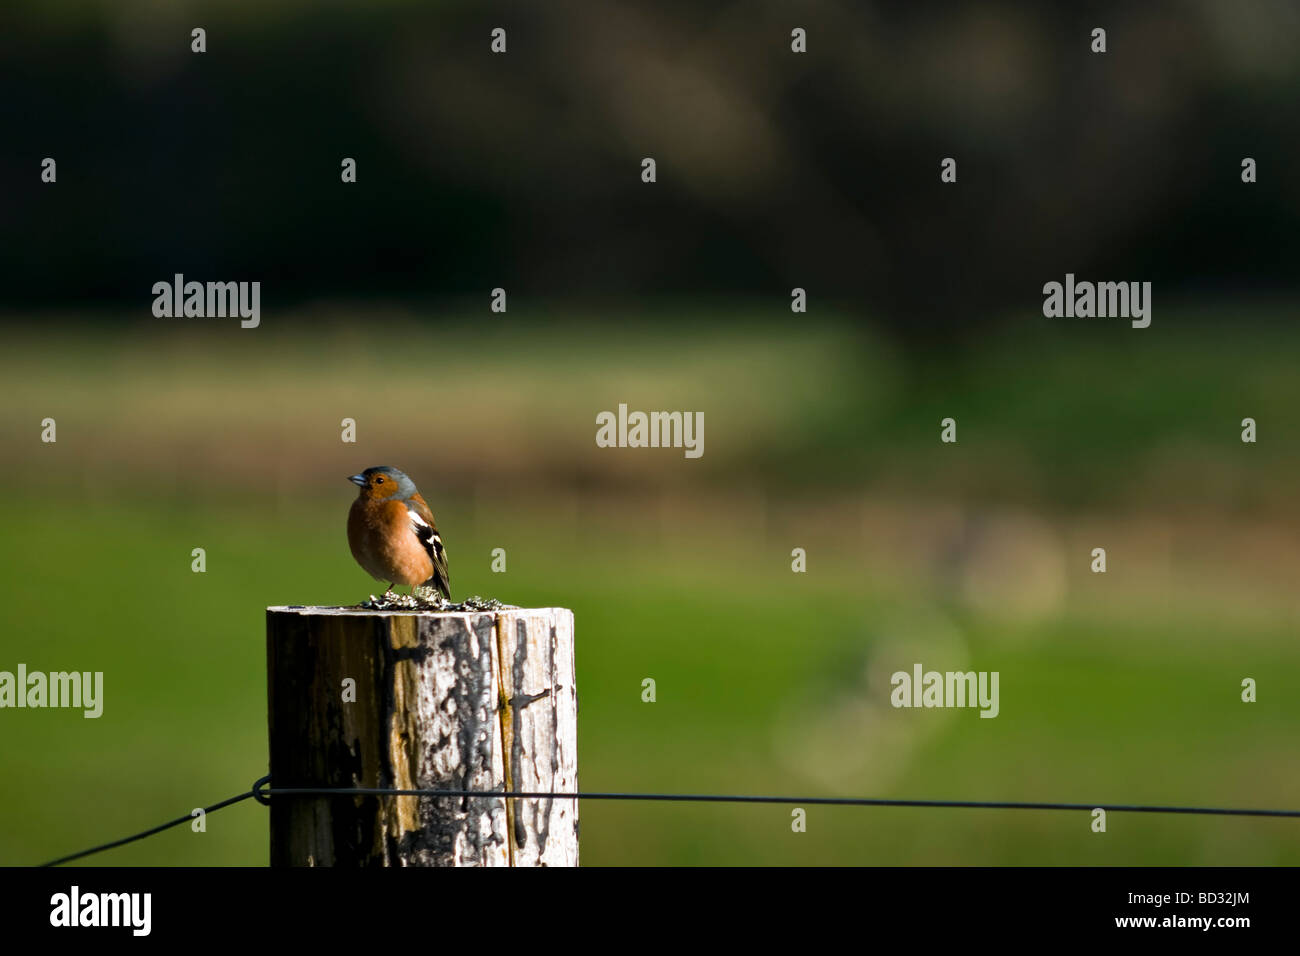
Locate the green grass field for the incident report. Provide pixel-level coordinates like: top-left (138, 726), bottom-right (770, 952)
top-left (2, 309), bottom-right (1298, 865)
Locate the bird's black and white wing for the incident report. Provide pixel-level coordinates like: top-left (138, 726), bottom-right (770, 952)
top-left (407, 502), bottom-right (451, 600)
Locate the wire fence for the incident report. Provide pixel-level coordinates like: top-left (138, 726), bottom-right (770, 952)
top-left (36, 774), bottom-right (1300, 867)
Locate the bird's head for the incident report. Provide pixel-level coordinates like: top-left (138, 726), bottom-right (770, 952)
top-left (348, 466), bottom-right (416, 501)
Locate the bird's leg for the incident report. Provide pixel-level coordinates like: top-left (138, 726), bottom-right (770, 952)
top-left (381, 582), bottom-right (398, 600)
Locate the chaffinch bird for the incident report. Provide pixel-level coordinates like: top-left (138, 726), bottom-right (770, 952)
top-left (347, 466), bottom-right (451, 601)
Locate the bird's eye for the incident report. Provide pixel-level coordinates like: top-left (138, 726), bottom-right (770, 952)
top-left (376, 476), bottom-right (385, 484)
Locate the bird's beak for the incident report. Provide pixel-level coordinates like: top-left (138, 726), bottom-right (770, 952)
top-left (348, 474), bottom-right (367, 487)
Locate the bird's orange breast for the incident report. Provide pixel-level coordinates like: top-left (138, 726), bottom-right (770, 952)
top-left (347, 497), bottom-right (435, 587)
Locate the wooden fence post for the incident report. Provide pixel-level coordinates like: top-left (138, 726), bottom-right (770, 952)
top-left (265, 606), bottom-right (578, 866)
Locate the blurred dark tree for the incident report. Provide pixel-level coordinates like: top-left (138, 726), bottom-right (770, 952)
top-left (1, 0), bottom-right (1297, 338)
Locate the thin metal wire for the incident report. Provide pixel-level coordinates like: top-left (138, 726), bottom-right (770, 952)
top-left (261, 783), bottom-right (1300, 818)
top-left (39, 789), bottom-right (259, 867)
top-left (37, 775), bottom-right (1300, 867)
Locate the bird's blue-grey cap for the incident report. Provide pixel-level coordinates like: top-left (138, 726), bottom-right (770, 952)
top-left (348, 465), bottom-right (416, 498)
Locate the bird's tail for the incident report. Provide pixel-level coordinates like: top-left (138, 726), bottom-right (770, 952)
top-left (424, 558), bottom-right (450, 601)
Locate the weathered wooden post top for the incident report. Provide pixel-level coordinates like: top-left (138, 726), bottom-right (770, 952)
top-left (266, 604), bottom-right (577, 866)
